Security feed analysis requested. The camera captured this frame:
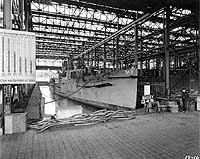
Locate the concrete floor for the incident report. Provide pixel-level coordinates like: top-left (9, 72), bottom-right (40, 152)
top-left (0, 112), bottom-right (199, 159)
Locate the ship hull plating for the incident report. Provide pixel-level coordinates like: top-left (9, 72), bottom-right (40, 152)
top-left (51, 70), bottom-right (137, 110)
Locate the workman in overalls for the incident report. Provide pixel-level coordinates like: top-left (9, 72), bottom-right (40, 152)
top-left (181, 88), bottom-right (189, 112)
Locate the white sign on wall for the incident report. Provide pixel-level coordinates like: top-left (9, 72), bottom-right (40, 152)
top-left (197, 96), bottom-right (200, 111)
top-left (0, 29), bottom-right (36, 84)
top-left (144, 85), bottom-right (150, 95)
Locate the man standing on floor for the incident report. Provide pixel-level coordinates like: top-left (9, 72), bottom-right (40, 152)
top-left (181, 88), bottom-right (189, 112)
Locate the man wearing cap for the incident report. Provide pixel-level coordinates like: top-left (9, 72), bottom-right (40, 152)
top-left (181, 88), bottom-right (189, 112)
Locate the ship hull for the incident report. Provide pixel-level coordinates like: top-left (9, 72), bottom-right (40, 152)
top-left (50, 71), bottom-right (137, 110)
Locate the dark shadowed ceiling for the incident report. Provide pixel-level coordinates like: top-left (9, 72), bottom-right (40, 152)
top-left (49, 0), bottom-right (199, 12)
top-left (80, 0), bottom-right (198, 11)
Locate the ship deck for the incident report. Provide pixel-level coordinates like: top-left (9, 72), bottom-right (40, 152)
top-left (0, 112), bottom-right (199, 159)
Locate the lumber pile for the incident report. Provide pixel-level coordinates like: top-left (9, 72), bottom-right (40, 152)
top-left (28, 109), bottom-right (136, 132)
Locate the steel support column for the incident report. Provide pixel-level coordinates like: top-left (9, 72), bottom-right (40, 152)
top-left (24, 0), bottom-right (32, 31)
top-left (115, 17), bottom-right (119, 69)
top-left (97, 54), bottom-right (100, 69)
top-left (140, 61), bottom-right (143, 76)
top-left (198, 2), bottom-right (200, 93)
top-left (2, 0), bottom-right (12, 134)
top-left (134, 14), bottom-right (138, 76)
top-left (81, 54), bottom-right (84, 66)
top-left (87, 53), bottom-right (90, 67)
top-left (145, 59), bottom-right (148, 75)
top-left (94, 49), bottom-right (96, 67)
top-left (164, 6), bottom-right (170, 97)
top-left (103, 43), bottom-right (106, 72)
top-left (140, 42), bottom-right (143, 76)
top-left (115, 36), bottom-right (119, 69)
top-left (103, 27), bottom-right (107, 72)
top-left (24, 0), bottom-right (30, 96)
top-left (19, 0), bottom-right (24, 30)
top-left (112, 39), bottom-right (115, 68)
top-left (3, 0), bottom-right (12, 29)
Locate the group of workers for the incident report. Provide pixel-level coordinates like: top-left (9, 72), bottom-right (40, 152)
top-left (143, 88), bottom-right (190, 112)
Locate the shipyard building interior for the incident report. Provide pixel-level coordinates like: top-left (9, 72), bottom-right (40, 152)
top-left (33, 0), bottom-right (199, 98)
top-left (0, 0), bottom-right (199, 158)
top-left (32, 0), bottom-right (200, 107)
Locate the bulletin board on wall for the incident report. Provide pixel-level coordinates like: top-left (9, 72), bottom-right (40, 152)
top-left (0, 29), bottom-right (36, 84)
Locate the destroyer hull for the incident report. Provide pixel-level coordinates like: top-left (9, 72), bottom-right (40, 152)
top-left (51, 76), bottom-right (137, 110)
